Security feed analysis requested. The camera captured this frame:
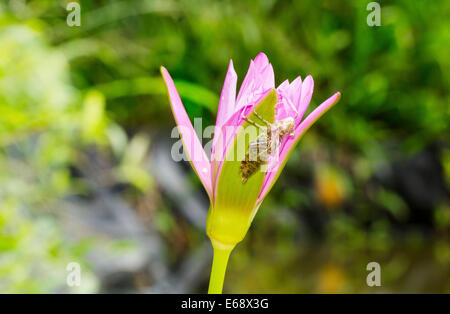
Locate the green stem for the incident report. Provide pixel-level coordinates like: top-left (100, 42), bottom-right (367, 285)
top-left (208, 239), bottom-right (235, 294)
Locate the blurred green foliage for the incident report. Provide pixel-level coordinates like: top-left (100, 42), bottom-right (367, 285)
top-left (0, 0), bottom-right (448, 293)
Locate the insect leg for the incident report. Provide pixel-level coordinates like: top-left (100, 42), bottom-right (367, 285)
top-left (244, 117), bottom-right (265, 130)
top-left (253, 111), bottom-right (272, 126)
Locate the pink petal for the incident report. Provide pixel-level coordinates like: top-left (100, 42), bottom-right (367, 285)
top-left (161, 66), bottom-right (213, 199)
top-left (235, 53), bottom-right (275, 111)
top-left (278, 79), bottom-right (290, 90)
top-left (288, 76), bottom-right (302, 108)
top-left (276, 77), bottom-right (302, 120)
top-left (257, 92), bottom-right (341, 204)
top-left (235, 60), bottom-right (255, 109)
top-left (214, 60), bottom-right (237, 130)
top-left (296, 75), bottom-right (314, 124)
top-left (253, 52), bottom-right (270, 68)
top-left (211, 60), bottom-right (237, 186)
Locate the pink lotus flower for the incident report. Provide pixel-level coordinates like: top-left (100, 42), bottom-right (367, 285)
top-left (161, 53), bottom-right (341, 293)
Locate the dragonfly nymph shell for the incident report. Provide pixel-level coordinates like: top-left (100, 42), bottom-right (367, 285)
top-left (239, 116), bottom-right (295, 183)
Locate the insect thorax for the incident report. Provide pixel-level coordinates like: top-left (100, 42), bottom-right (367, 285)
top-left (274, 117), bottom-right (295, 138)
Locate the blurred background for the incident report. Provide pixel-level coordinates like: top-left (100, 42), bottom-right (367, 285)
top-left (0, 0), bottom-right (449, 293)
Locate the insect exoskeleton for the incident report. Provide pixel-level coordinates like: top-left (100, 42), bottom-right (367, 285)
top-left (239, 111), bottom-right (296, 183)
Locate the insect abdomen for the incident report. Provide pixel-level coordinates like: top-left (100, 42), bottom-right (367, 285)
top-left (240, 155), bottom-right (264, 183)
top-left (239, 130), bottom-right (271, 183)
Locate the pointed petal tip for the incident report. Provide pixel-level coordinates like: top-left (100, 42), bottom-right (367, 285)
top-left (255, 51), bottom-right (267, 57)
top-left (304, 75), bottom-right (314, 85)
top-left (328, 91), bottom-right (342, 107)
top-left (254, 52), bottom-right (270, 67)
top-left (160, 66), bottom-right (172, 83)
top-left (255, 52), bottom-right (268, 60)
top-left (227, 59), bottom-right (237, 77)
